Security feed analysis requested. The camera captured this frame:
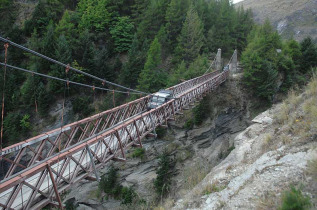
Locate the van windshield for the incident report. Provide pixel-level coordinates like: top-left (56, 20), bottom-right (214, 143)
top-left (152, 96), bottom-right (165, 103)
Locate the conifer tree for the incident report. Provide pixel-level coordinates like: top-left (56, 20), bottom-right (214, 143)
top-left (55, 10), bottom-right (77, 40)
top-left (175, 5), bottom-right (205, 63)
top-left (300, 37), bottom-right (317, 73)
top-left (48, 35), bottom-right (72, 93)
top-left (78, 0), bottom-right (111, 32)
top-left (165, 0), bottom-right (189, 50)
top-left (121, 35), bottom-right (147, 88)
top-left (138, 37), bottom-right (167, 93)
top-left (110, 16), bottom-right (134, 53)
top-left (136, 0), bottom-right (170, 41)
top-left (242, 20), bottom-right (281, 101)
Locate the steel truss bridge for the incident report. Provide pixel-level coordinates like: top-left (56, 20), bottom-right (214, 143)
top-left (0, 46), bottom-right (238, 209)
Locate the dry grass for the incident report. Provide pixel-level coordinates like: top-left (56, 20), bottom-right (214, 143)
top-left (307, 158), bottom-right (317, 181)
top-left (181, 162), bottom-right (211, 191)
top-left (201, 180), bottom-right (227, 195)
top-left (274, 74), bottom-right (317, 143)
top-left (153, 198), bottom-right (175, 210)
top-left (262, 134), bottom-right (273, 151)
top-left (256, 191), bottom-right (280, 210)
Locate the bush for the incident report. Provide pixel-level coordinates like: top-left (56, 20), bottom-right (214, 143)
top-left (121, 186), bottom-right (137, 204)
top-left (154, 151), bottom-right (175, 197)
top-left (184, 119), bottom-right (194, 130)
top-left (279, 186), bottom-right (311, 210)
top-left (99, 166), bottom-right (121, 198)
top-left (156, 127), bottom-right (167, 138)
top-left (193, 97), bottom-right (210, 125)
top-left (20, 114), bottom-right (31, 133)
top-left (98, 166), bottom-right (139, 204)
top-left (132, 148), bottom-right (145, 159)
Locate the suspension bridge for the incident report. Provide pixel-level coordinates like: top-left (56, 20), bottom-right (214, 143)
top-left (0, 37), bottom-right (238, 209)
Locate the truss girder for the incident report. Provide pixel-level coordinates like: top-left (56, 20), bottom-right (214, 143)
top-left (0, 69), bottom-right (229, 210)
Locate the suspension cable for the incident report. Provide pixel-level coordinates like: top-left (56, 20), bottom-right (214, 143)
top-left (1, 43), bottom-right (9, 154)
top-left (0, 62), bottom-right (141, 95)
top-left (204, 56), bottom-right (217, 75)
top-left (0, 36), bottom-right (149, 95)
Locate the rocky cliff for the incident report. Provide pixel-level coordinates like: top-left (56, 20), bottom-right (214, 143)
top-left (61, 74), bottom-right (317, 210)
top-left (237, 0), bottom-right (317, 42)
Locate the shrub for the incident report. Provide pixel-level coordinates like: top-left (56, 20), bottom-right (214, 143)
top-left (156, 127), bottom-right (167, 138)
top-left (132, 148), bottom-right (145, 159)
top-left (154, 151), bottom-right (175, 197)
top-left (99, 166), bottom-right (121, 198)
top-left (65, 198), bottom-right (77, 210)
top-left (98, 166), bottom-right (140, 204)
top-left (20, 114), bottom-right (31, 132)
top-left (193, 97), bottom-right (210, 125)
top-left (218, 145), bottom-right (235, 159)
top-left (184, 119), bottom-right (194, 130)
top-left (279, 186), bottom-right (311, 210)
top-left (121, 186), bottom-right (137, 204)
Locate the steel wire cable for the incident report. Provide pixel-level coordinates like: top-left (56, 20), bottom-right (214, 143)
top-left (0, 36), bottom-right (149, 95)
top-left (0, 62), bottom-right (142, 95)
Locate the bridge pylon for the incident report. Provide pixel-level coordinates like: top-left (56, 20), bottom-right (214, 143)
top-left (216, 48), bottom-right (222, 71)
top-left (229, 49), bottom-right (238, 74)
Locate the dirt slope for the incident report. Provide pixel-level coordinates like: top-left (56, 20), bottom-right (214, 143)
top-left (237, 0), bottom-right (317, 42)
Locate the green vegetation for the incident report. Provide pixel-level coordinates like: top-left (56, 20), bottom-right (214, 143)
top-left (193, 97), bottom-right (210, 125)
top-left (98, 165), bottom-right (141, 205)
top-left (0, 0), bottom-right (255, 146)
top-left (242, 20), bottom-right (317, 102)
top-left (1, 0), bottom-right (313, 149)
top-left (154, 150), bottom-right (175, 197)
top-left (218, 144), bottom-right (235, 159)
top-left (132, 148), bottom-right (145, 159)
top-left (279, 186), bottom-right (311, 210)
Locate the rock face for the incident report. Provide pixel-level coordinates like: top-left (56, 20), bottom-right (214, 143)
top-left (173, 104), bottom-right (317, 210)
top-left (63, 75), bottom-right (253, 209)
top-left (237, 0), bottom-right (317, 42)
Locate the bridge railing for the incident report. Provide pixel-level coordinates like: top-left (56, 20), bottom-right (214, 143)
top-left (0, 68), bottom-right (220, 182)
top-left (0, 67), bottom-right (229, 210)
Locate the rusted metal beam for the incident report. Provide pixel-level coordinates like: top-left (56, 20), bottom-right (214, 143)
top-left (0, 65), bottom-right (231, 210)
top-left (47, 165), bottom-right (64, 210)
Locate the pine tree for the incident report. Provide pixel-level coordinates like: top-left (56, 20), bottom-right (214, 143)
top-left (55, 10), bottom-right (77, 41)
top-left (175, 5), bottom-right (205, 64)
top-left (165, 0), bottom-right (189, 50)
top-left (78, 0), bottom-right (112, 32)
top-left (41, 22), bottom-right (56, 71)
top-left (168, 60), bottom-right (186, 86)
top-left (242, 20), bottom-right (282, 101)
top-left (138, 37), bottom-right (167, 93)
top-left (285, 39), bottom-right (302, 70)
top-left (121, 34), bottom-right (147, 88)
top-left (37, 82), bottom-right (51, 117)
top-left (300, 37), bottom-right (317, 73)
top-left (110, 16), bottom-right (134, 53)
top-left (48, 35), bottom-right (72, 93)
top-left (136, 0), bottom-right (170, 41)
top-left (93, 47), bottom-right (116, 81)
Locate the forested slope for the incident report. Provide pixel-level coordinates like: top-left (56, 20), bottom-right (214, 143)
top-left (0, 0), bottom-right (253, 146)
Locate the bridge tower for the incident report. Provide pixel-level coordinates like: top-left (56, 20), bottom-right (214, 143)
top-left (229, 49), bottom-right (238, 74)
top-left (216, 48), bottom-right (222, 71)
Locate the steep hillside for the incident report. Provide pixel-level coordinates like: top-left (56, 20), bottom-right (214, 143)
top-left (174, 75), bottom-right (317, 209)
top-left (237, 0), bottom-right (317, 42)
